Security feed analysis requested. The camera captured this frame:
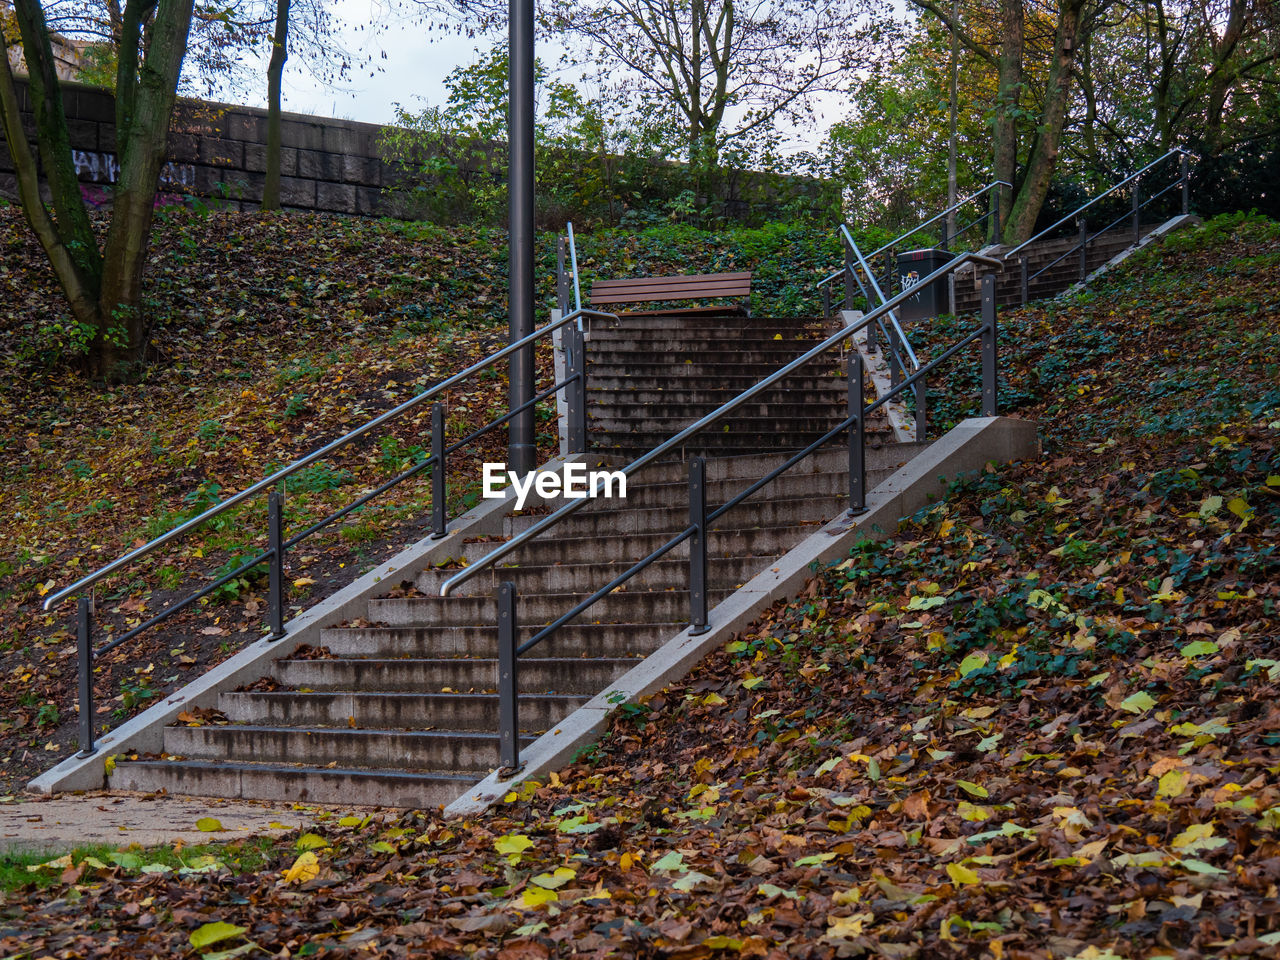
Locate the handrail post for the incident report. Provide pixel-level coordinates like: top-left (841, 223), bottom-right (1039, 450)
top-left (431, 403), bottom-right (447, 538)
top-left (556, 236), bottom-right (571, 314)
top-left (688, 457), bottom-right (709, 635)
top-left (1020, 257), bottom-right (1029, 305)
top-left (567, 325), bottom-right (587, 454)
top-left (981, 273), bottom-right (998, 417)
top-left (992, 187), bottom-right (1001, 244)
top-left (1132, 179), bottom-right (1141, 244)
top-left (1181, 154), bottom-right (1190, 215)
top-left (914, 369), bottom-right (927, 441)
top-left (822, 284), bottom-right (831, 320)
top-left (848, 352), bottom-right (865, 513)
top-left (268, 491), bottom-right (286, 639)
top-left (497, 581), bottom-right (519, 770)
top-left (1078, 218), bottom-right (1088, 281)
top-left (76, 598), bottom-right (96, 757)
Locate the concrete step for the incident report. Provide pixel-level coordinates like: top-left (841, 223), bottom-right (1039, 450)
top-left (368, 588), bottom-right (737, 627)
top-left (273, 656), bottom-right (641, 694)
top-left (591, 414), bottom-right (863, 436)
top-left (416, 553), bottom-right (777, 597)
top-left (595, 315), bottom-right (821, 332)
top-left (587, 333), bottom-right (827, 348)
top-left (589, 433), bottom-right (891, 458)
top-left (587, 375), bottom-right (847, 392)
top-left (500, 493), bottom-right (855, 538)
top-left (587, 347), bottom-right (829, 366)
top-left (110, 760), bottom-right (475, 807)
top-left (589, 393), bottom-right (859, 414)
top-left (318, 621), bottom-right (680, 659)
top-left (220, 690), bottom-right (589, 730)
top-left (578, 468), bottom-right (852, 510)
top-left (164, 724), bottom-right (533, 773)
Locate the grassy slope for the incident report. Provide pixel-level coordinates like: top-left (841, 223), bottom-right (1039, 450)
top-left (3, 213), bottom-right (1275, 958)
top-left (0, 207), bottom-right (845, 794)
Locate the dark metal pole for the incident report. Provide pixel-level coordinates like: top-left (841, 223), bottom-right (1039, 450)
top-left (914, 372), bottom-right (928, 441)
top-left (556, 235), bottom-right (571, 315)
top-left (822, 285), bottom-right (831, 320)
top-left (688, 456), bottom-right (709, 635)
top-left (992, 188), bottom-right (1001, 245)
top-left (431, 402), bottom-right (447, 538)
top-left (1181, 153), bottom-right (1190, 216)
top-left (981, 273), bottom-right (998, 417)
top-left (507, 0), bottom-right (536, 477)
top-left (1020, 257), bottom-right (1029, 305)
top-left (848, 352), bottom-right (865, 513)
top-left (567, 326), bottom-right (586, 454)
top-left (1132, 181), bottom-right (1141, 244)
top-left (497, 581), bottom-right (519, 770)
top-left (76, 598), bottom-right (95, 756)
top-left (268, 491), bottom-right (285, 639)
top-left (1078, 218), bottom-right (1088, 281)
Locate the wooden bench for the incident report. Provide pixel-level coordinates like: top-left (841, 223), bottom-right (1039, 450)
top-left (589, 271), bottom-right (752, 316)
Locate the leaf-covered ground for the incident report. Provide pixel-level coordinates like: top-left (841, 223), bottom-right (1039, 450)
top-left (3, 213), bottom-right (1278, 959)
top-left (0, 206), bottom-right (848, 795)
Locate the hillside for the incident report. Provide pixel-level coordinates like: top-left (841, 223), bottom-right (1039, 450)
top-left (0, 207), bottom-right (848, 795)
top-left (3, 215), bottom-right (1277, 956)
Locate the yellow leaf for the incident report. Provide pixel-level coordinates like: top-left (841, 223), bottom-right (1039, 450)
top-left (195, 817), bottom-right (224, 832)
top-left (282, 850), bottom-right (319, 885)
top-left (520, 885), bottom-right (559, 908)
top-left (1158, 769), bottom-right (1189, 799)
top-left (826, 912), bottom-right (874, 938)
top-left (531, 866), bottom-right (576, 889)
top-left (494, 833), bottom-right (534, 856)
top-left (292, 577), bottom-right (316, 588)
top-left (702, 693), bottom-right (726, 706)
top-left (955, 780), bottom-right (988, 798)
top-left (946, 863), bottom-right (980, 885)
top-left (103, 754), bottom-right (116, 776)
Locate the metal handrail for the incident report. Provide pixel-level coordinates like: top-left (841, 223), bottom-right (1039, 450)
top-left (839, 224), bottom-right (920, 372)
top-left (865, 180), bottom-right (1012, 261)
top-left (441, 248), bottom-right (1001, 598)
top-left (566, 221), bottom-right (583, 315)
top-left (1004, 149), bottom-right (1192, 260)
top-left (43, 303), bottom-right (616, 613)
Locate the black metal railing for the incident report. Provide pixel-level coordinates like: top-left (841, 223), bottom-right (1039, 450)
top-left (43, 225), bottom-right (616, 758)
top-left (1005, 149), bottom-right (1193, 304)
top-left (442, 248), bottom-right (1004, 770)
top-left (819, 179), bottom-right (1011, 322)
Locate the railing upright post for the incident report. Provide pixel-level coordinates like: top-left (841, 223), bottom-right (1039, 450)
top-left (1078, 218), bottom-right (1088, 281)
top-left (992, 188), bottom-right (1001, 244)
top-left (1132, 180), bottom-right (1141, 244)
top-left (914, 372), bottom-right (928, 442)
top-left (497, 581), bottom-right (519, 770)
top-left (268, 491), bottom-right (286, 639)
top-left (1020, 257), bottom-right (1029, 305)
top-left (822, 285), bottom-right (831, 320)
top-left (981, 273), bottom-right (999, 417)
top-left (556, 236), bottom-right (571, 314)
top-left (688, 456), bottom-right (709, 635)
top-left (848, 352), bottom-right (865, 513)
top-left (76, 598), bottom-right (95, 757)
top-left (1181, 153), bottom-right (1190, 215)
top-left (431, 402), bottom-right (447, 539)
top-left (567, 326), bottom-right (587, 454)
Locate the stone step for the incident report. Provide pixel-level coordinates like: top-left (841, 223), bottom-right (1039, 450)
top-left (572, 468), bottom-right (852, 510)
top-left (587, 375), bottom-right (847, 392)
top-left (318, 621), bottom-right (680, 659)
top-left (110, 760), bottom-right (475, 807)
top-left (500, 493), bottom-right (853, 538)
top-left (273, 656), bottom-right (641, 694)
top-left (589, 394), bottom-right (861, 415)
top-left (164, 725), bottom-right (534, 773)
top-left (367, 588), bottom-right (737, 627)
top-left (415, 553), bottom-right (776, 597)
top-left (591, 414), bottom-right (865, 436)
top-left (219, 690), bottom-right (588, 730)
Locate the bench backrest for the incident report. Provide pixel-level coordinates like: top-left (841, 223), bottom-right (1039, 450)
top-left (589, 271), bottom-right (752, 307)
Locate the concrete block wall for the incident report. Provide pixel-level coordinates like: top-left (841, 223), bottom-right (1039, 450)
top-left (0, 79), bottom-right (420, 216)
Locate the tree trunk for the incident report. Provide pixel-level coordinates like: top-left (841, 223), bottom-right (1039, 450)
top-left (991, 0), bottom-right (1023, 242)
top-left (1005, 0), bottom-right (1084, 243)
top-left (262, 0), bottom-right (290, 210)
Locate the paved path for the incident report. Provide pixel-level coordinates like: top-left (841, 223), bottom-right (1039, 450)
top-left (0, 792), bottom-right (338, 853)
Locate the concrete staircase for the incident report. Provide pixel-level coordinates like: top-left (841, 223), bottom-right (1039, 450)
top-left (951, 224), bottom-right (1162, 313)
top-left (109, 312), bottom-right (916, 806)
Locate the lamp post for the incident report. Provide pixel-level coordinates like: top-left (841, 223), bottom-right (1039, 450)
top-left (507, 0), bottom-right (536, 476)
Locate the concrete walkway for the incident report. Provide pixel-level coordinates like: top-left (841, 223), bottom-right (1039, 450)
top-left (0, 792), bottom-right (346, 853)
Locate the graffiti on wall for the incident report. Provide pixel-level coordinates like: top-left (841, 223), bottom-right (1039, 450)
top-left (71, 150), bottom-right (195, 188)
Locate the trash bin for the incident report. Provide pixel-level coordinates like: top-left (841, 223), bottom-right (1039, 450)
top-left (895, 248), bottom-right (950, 322)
